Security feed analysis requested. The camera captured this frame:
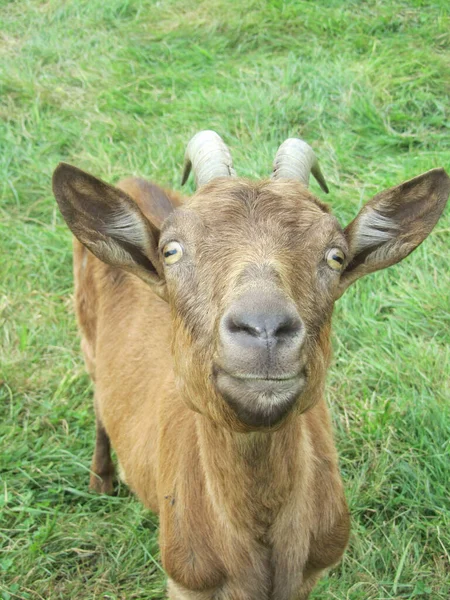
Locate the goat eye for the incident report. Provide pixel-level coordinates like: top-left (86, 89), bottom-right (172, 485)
top-left (326, 248), bottom-right (345, 271)
top-left (163, 241), bottom-right (184, 265)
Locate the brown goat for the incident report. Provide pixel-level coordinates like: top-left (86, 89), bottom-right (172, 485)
top-left (53, 132), bottom-right (450, 599)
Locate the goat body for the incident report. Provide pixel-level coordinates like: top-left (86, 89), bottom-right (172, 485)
top-left (53, 134), bottom-right (450, 599)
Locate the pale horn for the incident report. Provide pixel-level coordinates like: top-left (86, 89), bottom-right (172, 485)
top-left (181, 130), bottom-right (236, 188)
top-left (271, 138), bottom-right (329, 193)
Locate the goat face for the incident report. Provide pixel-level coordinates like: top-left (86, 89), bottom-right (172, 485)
top-left (162, 179), bottom-right (341, 430)
top-left (52, 133), bottom-right (450, 433)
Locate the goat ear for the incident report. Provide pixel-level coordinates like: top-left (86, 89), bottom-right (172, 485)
top-left (338, 168), bottom-right (450, 295)
top-left (53, 163), bottom-right (167, 297)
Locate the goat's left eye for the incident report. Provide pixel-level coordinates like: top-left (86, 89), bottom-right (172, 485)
top-left (163, 241), bottom-right (184, 265)
top-left (326, 248), bottom-right (345, 271)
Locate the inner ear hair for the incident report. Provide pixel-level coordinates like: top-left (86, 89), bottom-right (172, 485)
top-left (352, 208), bottom-right (399, 253)
top-left (117, 177), bottom-right (178, 229)
top-left (346, 208), bottom-right (400, 270)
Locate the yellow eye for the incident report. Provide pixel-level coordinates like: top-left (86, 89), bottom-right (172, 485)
top-left (326, 248), bottom-right (345, 271)
top-left (163, 241), bottom-right (184, 265)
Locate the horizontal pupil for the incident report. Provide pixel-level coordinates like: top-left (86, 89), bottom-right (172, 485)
top-left (164, 249), bottom-right (178, 257)
top-left (332, 255), bottom-right (344, 264)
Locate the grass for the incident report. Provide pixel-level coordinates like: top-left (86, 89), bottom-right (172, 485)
top-left (1, 0), bottom-right (449, 598)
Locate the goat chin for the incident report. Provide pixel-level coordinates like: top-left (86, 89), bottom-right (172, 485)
top-left (213, 366), bottom-right (307, 429)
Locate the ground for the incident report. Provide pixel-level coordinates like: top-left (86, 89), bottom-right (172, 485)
top-left (0, 0), bottom-right (449, 598)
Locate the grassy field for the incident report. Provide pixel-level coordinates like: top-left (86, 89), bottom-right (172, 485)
top-left (1, 0), bottom-right (449, 598)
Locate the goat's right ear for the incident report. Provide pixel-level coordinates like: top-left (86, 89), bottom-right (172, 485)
top-left (337, 168), bottom-right (450, 296)
top-left (53, 163), bottom-right (167, 299)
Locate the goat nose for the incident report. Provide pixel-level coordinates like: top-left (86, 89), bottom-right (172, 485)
top-left (223, 308), bottom-right (303, 345)
top-left (219, 290), bottom-right (304, 377)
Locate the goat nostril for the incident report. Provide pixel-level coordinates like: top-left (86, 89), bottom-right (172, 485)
top-left (241, 324), bottom-right (262, 337)
top-left (227, 317), bottom-right (262, 337)
top-left (275, 317), bottom-right (302, 339)
top-left (225, 312), bottom-right (302, 341)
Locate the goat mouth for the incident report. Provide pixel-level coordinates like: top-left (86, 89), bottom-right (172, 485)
top-left (224, 373), bottom-right (301, 382)
top-left (213, 366), bottom-right (306, 428)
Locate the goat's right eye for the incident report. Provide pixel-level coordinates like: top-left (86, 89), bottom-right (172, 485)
top-left (163, 241), bottom-right (184, 265)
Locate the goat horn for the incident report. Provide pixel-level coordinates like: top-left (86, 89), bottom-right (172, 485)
top-left (181, 130), bottom-right (236, 188)
top-left (271, 139), bottom-right (329, 194)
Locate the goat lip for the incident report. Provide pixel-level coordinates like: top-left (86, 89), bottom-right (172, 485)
top-left (214, 370), bottom-right (306, 395)
top-left (213, 366), bottom-right (307, 428)
top-left (217, 370), bottom-right (303, 383)
top-left (213, 364), bottom-right (305, 382)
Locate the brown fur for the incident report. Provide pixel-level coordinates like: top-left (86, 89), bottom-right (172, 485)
top-left (52, 161), bottom-right (450, 600)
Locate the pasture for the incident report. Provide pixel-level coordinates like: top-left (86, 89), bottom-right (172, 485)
top-left (1, 0), bottom-right (449, 598)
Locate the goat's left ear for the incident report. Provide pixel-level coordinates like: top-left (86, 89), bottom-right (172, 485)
top-left (338, 168), bottom-right (450, 296)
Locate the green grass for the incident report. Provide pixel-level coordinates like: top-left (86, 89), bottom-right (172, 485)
top-left (1, 0), bottom-right (449, 598)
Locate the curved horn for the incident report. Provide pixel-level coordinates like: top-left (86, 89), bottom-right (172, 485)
top-left (271, 138), bottom-right (329, 194)
top-left (181, 130), bottom-right (236, 188)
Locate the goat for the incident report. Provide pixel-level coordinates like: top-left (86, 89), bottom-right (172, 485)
top-left (53, 131), bottom-right (450, 599)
